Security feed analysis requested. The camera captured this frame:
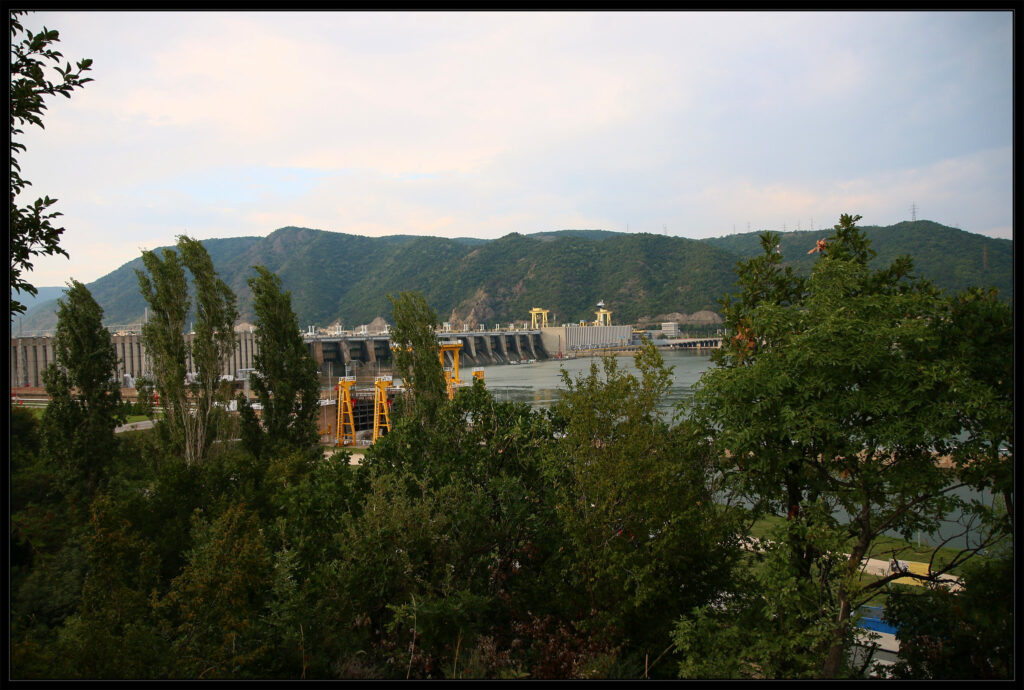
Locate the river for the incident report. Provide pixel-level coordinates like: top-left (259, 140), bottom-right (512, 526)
top-left (477, 348), bottom-right (713, 411)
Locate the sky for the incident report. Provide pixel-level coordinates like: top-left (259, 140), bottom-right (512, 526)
top-left (15, 10), bottom-right (1014, 288)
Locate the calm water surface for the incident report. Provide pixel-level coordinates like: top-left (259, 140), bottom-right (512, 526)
top-left (477, 349), bottom-right (714, 411)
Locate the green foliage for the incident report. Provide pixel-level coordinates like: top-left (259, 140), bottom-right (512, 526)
top-left (10, 405), bottom-right (44, 505)
top-left (9, 11), bottom-right (93, 317)
top-left (11, 272), bottom-right (1008, 680)
top-left (387, 291), bottom-right (446, 420)
top-left (678, 214), bottom-right (1012, 678)
top-left (883, 547), bottom-right (1013, 679)
top-left (547, 343), bottom-right (744, 674)
top-left (703, 219), bottom-right (1012, 303)
top-left (156, 502), bottom-right (273, 678)
top-left (136, 244), bottom-right (189, 453)
top-left (50, 493), bottom-right (168, 678)
top-left (133, 376), bottom-right (155, 417)
top-left (239, 265), bottom-right (320, 458)
top-left (137, 235), bottom-right (238, 465)
top-left (10, 497), bottom-right (91, 674)
top-left (938, 287), bottom-right (1014, 530)
top-left (40, 280), bottom-right (123, 500)
top-left (352, 372), bottom-right (563, 676)
top-left (179, 235), bottom-right (239, 456)
top-left (675, 508), bottom-right (855, 679)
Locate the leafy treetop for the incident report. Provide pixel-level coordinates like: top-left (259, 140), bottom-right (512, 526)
top-left (9, 11), bottom-right (93, 317)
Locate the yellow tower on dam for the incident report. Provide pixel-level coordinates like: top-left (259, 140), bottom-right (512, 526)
top-left (372, 375), bottom-right (393, 441)
top-left (594, 300), bottom-right (612, 327)
top-left (439, 340), bottom-right (463, 400)
top-left (391, 338), bottom-right (483, 404)
top-left (530, 307), bottom-right (549, 329)
top-left (335, 376), bottom-right (356, 447)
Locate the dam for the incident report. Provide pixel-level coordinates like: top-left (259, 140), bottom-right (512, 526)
top-left (9, 325), bottom-right (719, 387)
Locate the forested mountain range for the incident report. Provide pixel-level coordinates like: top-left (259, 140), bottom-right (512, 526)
top-left (702, 220), bottom-right (1013, 299)
top-left (14, 220), bottom-right (1012, 334)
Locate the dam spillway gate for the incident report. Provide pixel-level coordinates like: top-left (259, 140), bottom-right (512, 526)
top-left (305, 330), bottom-right (548, 375)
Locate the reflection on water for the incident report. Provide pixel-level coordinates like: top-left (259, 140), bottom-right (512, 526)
top-left (478, 349), bottom-right (714, 411)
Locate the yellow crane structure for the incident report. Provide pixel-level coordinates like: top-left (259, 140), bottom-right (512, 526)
top-left (439, 339), bottom-right (463, 400)
top-left (594, 300), bottom-right (612, 326)
top-left (529, 307), bottom-right (549, 329)
top-left (335, 376), bottom-right (357, 447)
top-left (372, 375), bottom-right (393, 441)
top-left (391, 338), bottom-right (484, 407)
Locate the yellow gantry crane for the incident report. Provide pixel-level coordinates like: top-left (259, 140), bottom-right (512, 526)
top-left (529, 307), bottom-right (549, 329)
top-left (372, 375), bottom-right (393, 441)
top-left (439, 340), bottom-right (463, 400)
top-left (594, 300), bottom-right (612, 326)
top-left (391, 338), bottom-right (483, 408)
top-left (335, 376), bottom-right (357, 447)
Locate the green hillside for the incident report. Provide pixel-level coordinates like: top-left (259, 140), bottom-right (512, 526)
top-left (10, 286), bottom-right (65, 319)
top-left (703, 220), bottom-right (1012, 301)
top-left (14, 236), bottom-right (263, 333)
top-left (440, 232), bottom-right (737, 327)
top-left (16, 220), bottom-right (1012, 334)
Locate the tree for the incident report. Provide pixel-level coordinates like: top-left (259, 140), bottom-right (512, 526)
top-left (387, 291), bottom-right (446, 422)
top-left (10, 11), bottom-right (93, 317)
top-left (237, 266), bottom-right (320, 458)
top-left (50, 494), bottom-right (168, 679)
top-left (356, 293), bottom-right (576, 678)
top-left (545, 342), bottom-right (743, 677)
top-left (133, 376), bottom-right (155, 418)
top-left (13, 281), bottom-right (122, 678)
top-left (676, 214), bottom-right (1011, 678)
top-left (883, 544), bottom-right (1012, 679)
top-left (40, 279), bottom-right (123, 499)
top-left (155, 502), bottom-right (272, 677)
top-left (937, 286), bottom-right (1014, 532)
top-left (136, 236), bottom-right (238, 465)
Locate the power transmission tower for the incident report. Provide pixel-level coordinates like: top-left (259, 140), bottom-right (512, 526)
top-left (910, 203), bottom-right (917, 222)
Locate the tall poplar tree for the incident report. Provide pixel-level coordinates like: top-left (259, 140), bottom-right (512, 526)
top-left (387, 291), bottom-right (446, 422)
top-left (136, 236), bottom-right (237, 465)
top-left (238, 265), bottom-right (320, 458)
top-left (40, 279), bottom-right (123, 498)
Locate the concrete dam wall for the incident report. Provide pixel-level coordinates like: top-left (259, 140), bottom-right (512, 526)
top-left (308, 330), bottom-right (550, 374)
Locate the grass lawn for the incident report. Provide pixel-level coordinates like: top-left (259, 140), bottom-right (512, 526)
top-left (18, 406), bottom-right (151, 426)
top-left (748, 512), bottom-right (996, 577)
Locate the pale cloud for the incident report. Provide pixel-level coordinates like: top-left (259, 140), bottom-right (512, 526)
top-left (101, 11), bottom-right (663, 177)
top-left (15, 10), bottom-right (1013, 287)
top-left (692, 147), bottom-right (1013, 237)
